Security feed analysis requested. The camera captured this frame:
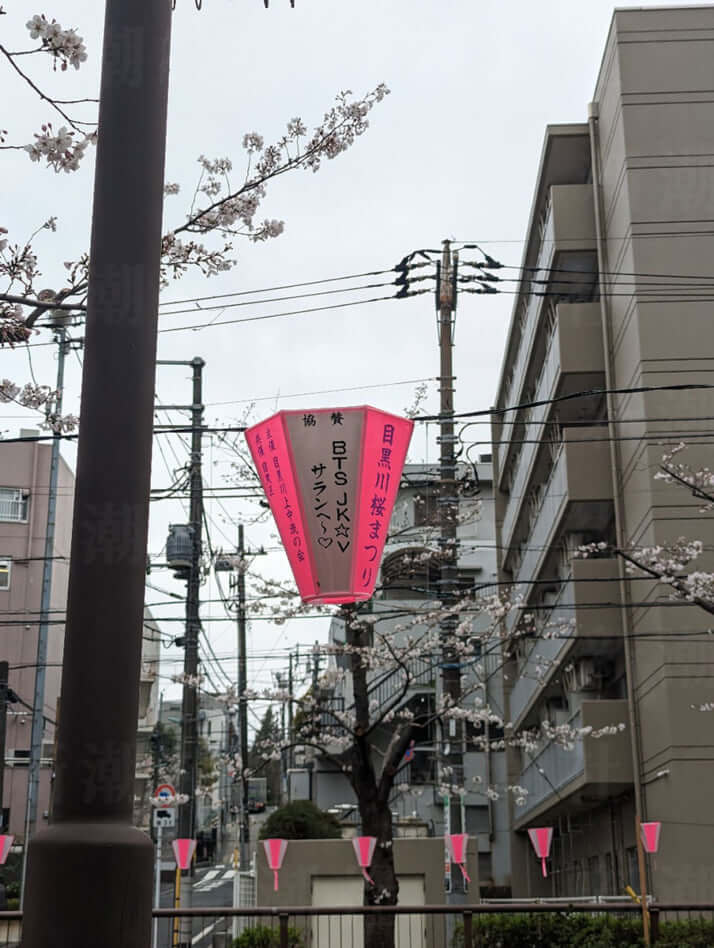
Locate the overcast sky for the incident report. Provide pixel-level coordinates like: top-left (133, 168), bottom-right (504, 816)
top-left (0, 0), bottom-right (700, 709)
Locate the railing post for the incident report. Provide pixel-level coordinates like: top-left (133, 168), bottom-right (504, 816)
top-left (279, 913), bottom-right (289, 948)
top-left (462, 910), bottom-right (473, 947)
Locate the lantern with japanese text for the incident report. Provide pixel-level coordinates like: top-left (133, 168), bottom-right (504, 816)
top-left (263, 838), bottom-right (288, 891)
top-left (245, 407), bottom-right (414, 603)
top-left (527, 827), bottom-right (553, 878)
top-left (352, 835), bottom-right (377, 885)
top-left (445, 833), bottom-right (471, 884)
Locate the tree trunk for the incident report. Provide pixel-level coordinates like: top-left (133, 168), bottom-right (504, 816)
top-left (359, 791), bottom-right (398, 948)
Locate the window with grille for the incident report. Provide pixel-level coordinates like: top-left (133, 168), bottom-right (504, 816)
top-left (0, 488), bottom-right (29, 522)
top-left (0, 560), bottom-right (9, 590)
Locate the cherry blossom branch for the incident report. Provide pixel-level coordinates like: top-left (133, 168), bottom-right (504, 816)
top-left (0, 43), bottom-right (88, 131)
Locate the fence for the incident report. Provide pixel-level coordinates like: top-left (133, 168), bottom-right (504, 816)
top-left (3, 902), bottom-right (714, 947)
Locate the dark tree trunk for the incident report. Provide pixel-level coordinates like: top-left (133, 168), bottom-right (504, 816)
top-left (345, 604), bottom-right (399, 948)
top-left (359, 790), bottom-right (399, 948)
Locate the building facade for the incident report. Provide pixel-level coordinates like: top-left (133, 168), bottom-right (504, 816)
top-left (0, 433), bottom-right (163, 840)
top-left (0, 432), bottom-right (73, 839)
top-left (492, 5), bottom-right (714, 902)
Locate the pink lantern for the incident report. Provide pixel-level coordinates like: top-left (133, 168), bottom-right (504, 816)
top-left (172, 838), bottom-right (197, 871)
top-left (641, 822), bottom-right (661, 854)
top-left (0, 836), bottom-right (13, 865)
top-left (245, 406), bottom-right (414, 604)
top-left (528, 827), bottom-right (554, 878)
top-left (445, 833), bottom-right (471, 884)
top-left (263, 838), bottom-right (288, 892)
top-left (352, 836), bottom-right (377, 885)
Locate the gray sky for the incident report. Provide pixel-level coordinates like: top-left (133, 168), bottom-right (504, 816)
top-left (0, 0), bottom-right (700, 705)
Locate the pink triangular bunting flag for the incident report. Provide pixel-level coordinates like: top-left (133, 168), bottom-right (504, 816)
top-left (640, 822), bottom-right (661, 854)
top-left (352, 836), bottom-right (377, 885)
top-left (445, 834), bottom-right (471, 883)
top-left (263, 838), bottom-right (288, 891)
top-left (528, 827), bottom-right (553, 877)
top-left (0, 836), bottom-right (13, 865)
top-left (172, 838), bottom-right (197, 870)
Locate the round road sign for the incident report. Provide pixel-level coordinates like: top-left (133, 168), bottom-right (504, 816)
top-left (154, 783), bottom-right (176, 808)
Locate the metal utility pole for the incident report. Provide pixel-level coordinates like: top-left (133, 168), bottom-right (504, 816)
top-left (236, 525), bottom-right (249, 868)
top-left (21, 324), bottom-right (69, 900)
top-left (178, 357), bottom-right (205, 844)
top-left (22, 2), bottom-right (172, 945)
top-left (436, 240), bottom-right (463, 890)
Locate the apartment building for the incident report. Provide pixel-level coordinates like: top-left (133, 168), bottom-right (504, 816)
top-left (0, 433), bottom-right (73, 838)
top-left (0, 433), bottom-right (162, 837)
top-left (492, 6), bottom-right (714, 902)
top-left (312, 460), bottom-right (512, 894)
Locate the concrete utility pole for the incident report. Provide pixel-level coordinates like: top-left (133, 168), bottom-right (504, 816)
top-left (436, 240), bottom-right (463, 891)
top-left (178, 358), bottom-right (205, 843)
top-left (21, 324), bottom-right (69, 901)
top-left (21, 2), bottom-right (173, 945)
top-left (236, 524), bottom-right (250, 868)
top-left (176, 357), bottom-right (204, 948)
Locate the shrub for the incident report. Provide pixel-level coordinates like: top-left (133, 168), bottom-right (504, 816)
top-left (258, 800), bottom-right (342, 841)
top-left (451, 913), bottom-right (645, 947)
top-left (233, 924), bottom-right (303, 948)
top-left (451, 913), bottom-right (714, 947)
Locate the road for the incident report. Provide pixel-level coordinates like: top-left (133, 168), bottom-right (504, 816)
top-left (156, 863), bottom-right (236, 948)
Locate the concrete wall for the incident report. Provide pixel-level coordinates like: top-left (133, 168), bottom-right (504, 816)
top-left (256, 837), bottom-right (479, 938)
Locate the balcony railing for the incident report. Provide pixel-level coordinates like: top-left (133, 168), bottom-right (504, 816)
top-left (519, 708), bottom-right (586, 817)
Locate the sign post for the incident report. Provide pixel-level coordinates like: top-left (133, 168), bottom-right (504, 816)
top-left (152, 820), bottom-right (163, 948)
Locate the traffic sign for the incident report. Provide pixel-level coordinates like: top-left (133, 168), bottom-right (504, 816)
top-left (154, 783), bottom-right (176, 808)
top-left (153, 808), bottom-right (176, 829)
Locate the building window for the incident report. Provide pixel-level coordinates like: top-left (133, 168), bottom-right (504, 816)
top-left (0, 560), bottom-right (9, 590)
top-left (0, 488), bottom-right (29, 522)
top-left (588, 854), bottom-right (601, 896)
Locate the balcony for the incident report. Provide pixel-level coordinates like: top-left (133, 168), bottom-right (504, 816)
top-left (500, 303), bottom-right (604, 549)
top-left (514, 700), bottom-right (633, 827)
top-left (497, 184), bottom-right (597, 478)
top-left (508, 559), bottom-right (623, 727)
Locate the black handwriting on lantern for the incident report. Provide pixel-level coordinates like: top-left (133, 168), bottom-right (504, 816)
top-left (332, 440), bottom-right (350, 552)
top-left (311, 462), bottom-right (332, 548)
top-left (331, 412), bottom-right (344, 425)
top-left (383, 423), bottom-right (395, 446)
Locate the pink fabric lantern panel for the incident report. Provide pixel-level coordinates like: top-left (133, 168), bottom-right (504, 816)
top-left (245, 406), bottom-right (413, 604)
top-left (0, 836), bottom-right (13, 865)
top-left (172, 838), bottom-right (197, 871)
top-left (641, 822), bottom-right (661, 854)
top-left (352, 836), bottom-right (377, 885)
top-left (445, 833), bottom-right (471, 883)
top-left (263, 838), bottom-right (288, 892)
top-left (527, 827), bottom-right (554, 878)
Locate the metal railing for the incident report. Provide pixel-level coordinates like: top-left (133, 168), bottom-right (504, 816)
top-left (4, 902), bottom-right (714, 946)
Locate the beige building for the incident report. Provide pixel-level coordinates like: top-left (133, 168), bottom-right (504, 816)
top-left (492, 6), bottom-right (714, 902)
top-left (0, 434), bottom-right (73, 838)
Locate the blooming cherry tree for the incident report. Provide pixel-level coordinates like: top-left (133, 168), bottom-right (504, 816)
top-left (0, 10), bottom-right (390, 430)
